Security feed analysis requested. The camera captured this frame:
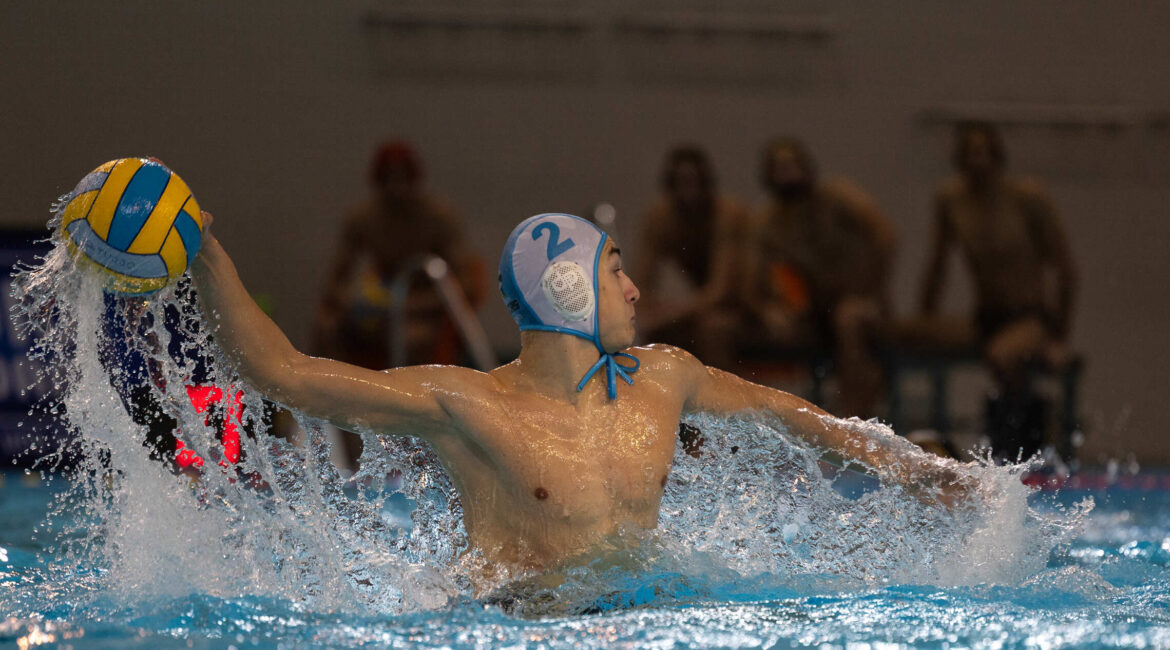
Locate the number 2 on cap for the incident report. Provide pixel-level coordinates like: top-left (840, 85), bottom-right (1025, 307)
top-left (532, 222), bottom-right (575, 260)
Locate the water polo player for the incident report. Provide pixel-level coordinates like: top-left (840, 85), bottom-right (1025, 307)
top-left (190, 210), bottom-right (973, 575)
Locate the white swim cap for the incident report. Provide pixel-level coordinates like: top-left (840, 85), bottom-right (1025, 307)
top-left (499, 213), bottom-right (638, 399)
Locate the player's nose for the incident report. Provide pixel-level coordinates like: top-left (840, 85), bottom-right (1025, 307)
top-left (624, 276), bottom-right (640, 304)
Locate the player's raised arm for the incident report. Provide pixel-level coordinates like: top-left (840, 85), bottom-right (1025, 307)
top-left (189, 212), bottom-right (459, 438)
top-left (673, 346), bottom-right (968, 495)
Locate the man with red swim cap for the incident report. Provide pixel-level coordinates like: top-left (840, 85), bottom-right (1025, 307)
top-left (192, 210), bottom-right (971, 578)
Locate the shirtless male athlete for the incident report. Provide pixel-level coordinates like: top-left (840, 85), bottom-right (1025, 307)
top-left (920, 122), bottom-right (1077, 459)
top-left (744, 137), bottom-right (897, 418)
top-left (192, 211), bottom-right (966, 575)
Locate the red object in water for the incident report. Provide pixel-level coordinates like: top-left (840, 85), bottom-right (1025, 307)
top-left (174, 438), bottom-right (202, 468)
top-left (176, 385), bottom-right (244, 468)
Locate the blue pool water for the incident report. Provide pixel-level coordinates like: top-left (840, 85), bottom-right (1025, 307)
top-left (3, 470), bottom-right (1170, 648)
top-left (4, 215), bottom-right (1169, 648)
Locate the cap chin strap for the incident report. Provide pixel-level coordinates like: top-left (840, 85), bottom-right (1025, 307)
top-left (576, 346), bottom-right (640, 400)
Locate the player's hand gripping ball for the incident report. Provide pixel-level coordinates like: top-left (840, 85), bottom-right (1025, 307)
top-left (58, 158), bottom-right (202, 295)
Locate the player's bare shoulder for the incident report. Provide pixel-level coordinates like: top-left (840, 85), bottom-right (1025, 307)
top-left (633, 342), bottom-right (699, 364)
top-left (1005, 175), bottom-right (1057, 208)
top-left (821, 176), bottom-right (871, 203)
top-left (403, 363), bottom-right (513, 439)
top-left (627, 343), bottom-right (706, 386)
top-left (420, 363), bottom-right (507, 405)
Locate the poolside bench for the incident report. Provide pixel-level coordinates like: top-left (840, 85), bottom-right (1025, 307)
top-left (880, 343), bottom-right (1083, 459)
top-left (734, 336), bottom-right (1083, 459)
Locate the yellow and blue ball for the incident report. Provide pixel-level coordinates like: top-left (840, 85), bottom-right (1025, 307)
top-left (59, 158), bottom-right (203, 295)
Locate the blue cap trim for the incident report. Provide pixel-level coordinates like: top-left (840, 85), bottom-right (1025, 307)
top-left (588, 231), bottom-right (606, 353)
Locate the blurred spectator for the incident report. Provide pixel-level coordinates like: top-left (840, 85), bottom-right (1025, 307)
top-left (919, 122), bottom-right (1077, 459)
top-left (633, 145), bottom-right (751, 367)
top-left (742, 137), bottom-right (896, 417)
top-left (313, 140), bottom-right (483, 370)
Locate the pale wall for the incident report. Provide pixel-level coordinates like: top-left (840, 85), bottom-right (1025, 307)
top-left (2, 1), bottom-right (1166, 462)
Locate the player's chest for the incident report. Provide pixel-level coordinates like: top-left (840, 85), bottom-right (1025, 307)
top-left (951, 202), bottom-right (1034, 257)
top-left (491, 408), bottom-right (678, 511)
top-left (767, 208), bottom-right (855, 257)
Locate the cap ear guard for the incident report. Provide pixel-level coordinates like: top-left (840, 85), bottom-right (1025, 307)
top-left (540, 261), bottom-right (594, 321)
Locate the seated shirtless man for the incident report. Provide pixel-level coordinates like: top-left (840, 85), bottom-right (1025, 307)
top-left (192, 211), bottom-right (968, 575)
top-left (920, 122), bottom-right (1077, 459)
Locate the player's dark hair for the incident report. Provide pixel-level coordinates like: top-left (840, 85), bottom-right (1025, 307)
top-left (760, 136), bottom-right (818, 188)
top-left (661, 145), bottom-right (715, 194)
top-left (952, 121), bottom-right (1007, 170)
top-left (370, 139), bottom-right (423, 186)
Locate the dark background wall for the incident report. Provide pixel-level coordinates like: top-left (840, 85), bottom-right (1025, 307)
top-left (2, 1), bottom-right (1167, 463)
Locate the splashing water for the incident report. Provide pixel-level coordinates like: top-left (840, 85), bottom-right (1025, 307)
top-left (2, 224), bottom-right (1095, 637)
top-left (7, 223), bottom-right (475, 616)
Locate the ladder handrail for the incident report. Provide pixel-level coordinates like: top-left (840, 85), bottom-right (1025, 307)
top-left (387, 255), bottom-right (497, 371)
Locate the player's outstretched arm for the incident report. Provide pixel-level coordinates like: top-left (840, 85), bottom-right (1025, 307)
top-left (189, 213), bottom-right (460, 439)
top-left (672, 346), bottom-right (968, 496)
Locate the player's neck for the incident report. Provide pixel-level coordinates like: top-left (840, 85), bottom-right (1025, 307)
top-left (514, 331), bottom-right (607, 402)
